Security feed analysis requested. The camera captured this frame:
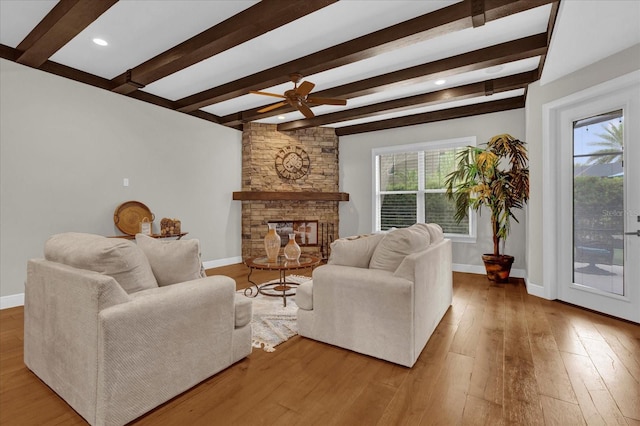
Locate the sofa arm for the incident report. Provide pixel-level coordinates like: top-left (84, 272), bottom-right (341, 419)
top-left (393, 239), bottom-right (452, 295)
top-left (24, 259), bottom-right (131, 425)
top-left (96, 275), bottom-right (236, 425)
top-left (395, 239), bottom-right (453, 350)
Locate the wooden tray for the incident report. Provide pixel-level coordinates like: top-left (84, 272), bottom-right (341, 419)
top-left (113, 201), bottom-right (154, 236)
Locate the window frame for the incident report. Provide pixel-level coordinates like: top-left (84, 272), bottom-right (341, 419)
top-left (372, 137), bottom-right (477, 243)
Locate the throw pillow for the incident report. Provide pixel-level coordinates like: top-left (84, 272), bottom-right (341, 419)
top-left (135, 233), bottom-right (205, 286)
top-left (44, 232), bottom-right (158, 294)
top-left (328, 233), bottom-right (386, 268)
top-left (369, 227), bottom-right (429, 272)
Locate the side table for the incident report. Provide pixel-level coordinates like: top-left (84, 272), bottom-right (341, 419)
top-left (244, 256), bottom-right (321, 307)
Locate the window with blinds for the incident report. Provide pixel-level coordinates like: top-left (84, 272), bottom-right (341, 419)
top-left (379, 152), bottom-right (418, 229)
top-left (374, 138), bottom-right (476, 240)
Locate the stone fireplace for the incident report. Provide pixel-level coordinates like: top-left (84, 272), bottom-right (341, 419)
top-left (235, 122), bottom-right (348, 259)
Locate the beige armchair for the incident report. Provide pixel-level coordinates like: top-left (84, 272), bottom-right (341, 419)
top-left (296, 224), bottom-right (452, 367)
top-left (24, 233), bottom-right (252, 426)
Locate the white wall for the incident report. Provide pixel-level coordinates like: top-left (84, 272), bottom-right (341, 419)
top-left (338, 109), bottom-right (527, 272)
top-left (0, 59), bottom-right (243, 302)
top-left (525, 44), bottom-right (640, 292)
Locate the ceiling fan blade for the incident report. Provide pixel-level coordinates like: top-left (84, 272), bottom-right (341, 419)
top-left (296, 81), bottom-right (315, 96)
top-left (306, 97), bottom-right (347, 106)
top-left (250, 91), bottom-right (287, 99)
top-left (296, 101), bottom-right (315, 119)
top-left (257, 101), bottom-right (287, 113)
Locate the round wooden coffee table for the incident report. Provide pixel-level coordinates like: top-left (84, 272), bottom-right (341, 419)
top-left (244, 255), bottom-right (321, 306)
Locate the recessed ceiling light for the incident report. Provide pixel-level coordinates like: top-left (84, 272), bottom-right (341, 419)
top-left (277, 115), bottom-right (286, 120)
top-left (486, 65), bottom-right (504, 74)
top-left (434, 79), bottom-right (446, 85)
top-left (92, 38), bottom-right (108, 46)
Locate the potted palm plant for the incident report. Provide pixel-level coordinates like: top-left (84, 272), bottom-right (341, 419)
top-left (444, 134), bottom-right (529, 282)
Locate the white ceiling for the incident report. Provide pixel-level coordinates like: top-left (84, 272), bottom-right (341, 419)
top-left (540, 0), bottom-right (640, 86)
top-left (1, 0), bottom-right (638, 133)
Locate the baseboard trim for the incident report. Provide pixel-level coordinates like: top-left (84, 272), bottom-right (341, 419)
top-left (524, 278), bottom-right (549, 299)
top-left (1, 293), bottom-right (24, 310)
top-left (453, 263), bottom-right (526, 279)
top-left (202, 256), bottom-right (243, 270)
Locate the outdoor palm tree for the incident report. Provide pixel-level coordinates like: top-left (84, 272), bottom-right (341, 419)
top-left (586, 122), bottom-right (623, 165)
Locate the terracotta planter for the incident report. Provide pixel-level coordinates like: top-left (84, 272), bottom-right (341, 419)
top-left (482, 254), bottom-right (514, 283)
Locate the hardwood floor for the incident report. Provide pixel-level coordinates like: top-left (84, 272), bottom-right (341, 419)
top-left (1, 267), bottom-right (638, 425)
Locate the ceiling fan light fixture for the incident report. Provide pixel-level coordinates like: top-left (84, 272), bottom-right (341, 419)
top-left (251, 74), bottom-right (346, 119)
top-left (92, 38), bottom-right (108, 46)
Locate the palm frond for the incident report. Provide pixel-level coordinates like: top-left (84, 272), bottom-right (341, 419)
top-left (445, 134), bottom-right (528, 256)
top-left (585, 122), bottom-right (623, 165)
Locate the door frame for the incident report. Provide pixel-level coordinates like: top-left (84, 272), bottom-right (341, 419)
top-left (542, 70), bottom-right (640, 323)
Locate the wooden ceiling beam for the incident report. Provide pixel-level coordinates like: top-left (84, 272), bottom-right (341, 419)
top-left (225, 34), bottom-right (546, 125)
top-left (15, 0), bottom-right (118, 68)
top-left (471, 0), bottom-right (486, 27)
top-left (483, 0), bottom-right (552, 21)
top-left (276, 71), bottom-right (536, 131)
top-left (175, 0), bottom-right (471, 113)
top-left (110, 0), bottom-right (337, 94)
top-left (335, 96), bottom-right (526, 136)
top-left (536, 1), bottom-right (561, 80)
top-left (175, 0), bottom-right (555, 113)
top-left (0, 44), bottom-right (18, 61)
top-left (312, 33), bottom-right (547, 100)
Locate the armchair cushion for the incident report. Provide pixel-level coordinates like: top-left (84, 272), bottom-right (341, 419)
top-left (44, 232), bottom-right (157, 294)
top-left (369, 226), bottom-right (430, 272)
top-left (135, 234), bottom-right (206, 286)
top-left (328, 232), bottom-right (385, 268)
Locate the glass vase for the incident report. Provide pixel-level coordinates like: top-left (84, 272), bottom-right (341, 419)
top-left (284, 233), bottom-right (301, 261)
top-left (264, 223), bottom-right (281, 262)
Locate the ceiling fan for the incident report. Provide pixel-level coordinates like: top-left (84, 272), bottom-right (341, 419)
top-left (251, 73), bottom-right (347, 119)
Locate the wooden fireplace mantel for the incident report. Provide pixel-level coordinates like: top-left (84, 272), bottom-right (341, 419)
top-left (232, 191), bottom-right (349, 201)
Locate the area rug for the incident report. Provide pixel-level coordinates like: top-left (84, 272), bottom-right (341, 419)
top-left (242, 275), bottom-right (310, 352)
